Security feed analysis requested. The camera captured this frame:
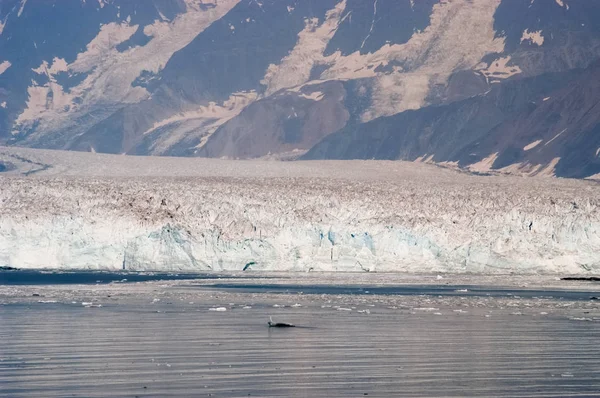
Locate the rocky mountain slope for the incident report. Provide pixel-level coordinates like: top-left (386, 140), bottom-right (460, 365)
top-left (1, 0), bottom-right (600, 177)
top-left (304, 63), bottom-right (600, 179)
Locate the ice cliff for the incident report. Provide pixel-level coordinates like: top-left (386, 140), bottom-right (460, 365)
top-left (1, 148), bottom-right (599, 274)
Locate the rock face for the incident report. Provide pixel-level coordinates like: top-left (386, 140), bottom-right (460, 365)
top-left (1, 1), bottom-right (600, 177)
top-left (303, 64), bottom-right (600, 179)
top-left (1, 147), bottom-right (599, 274)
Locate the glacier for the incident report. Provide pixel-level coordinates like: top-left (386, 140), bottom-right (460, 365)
top-left (0, 147), bottom-right (599, 274)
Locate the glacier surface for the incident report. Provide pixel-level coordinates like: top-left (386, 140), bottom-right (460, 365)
top-left (0, 147), bottom-right (599, 274)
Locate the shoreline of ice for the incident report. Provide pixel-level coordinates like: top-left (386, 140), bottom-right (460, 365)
top-left (1, 147), bottom-right (599, 274)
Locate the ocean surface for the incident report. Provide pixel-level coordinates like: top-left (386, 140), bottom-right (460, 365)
top-left (0, 269), bottom-right (225, 285)
top-left (1, 272), bottom-right (599, 397)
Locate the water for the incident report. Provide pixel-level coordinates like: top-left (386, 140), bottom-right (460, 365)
top-left (199, 282), bottom-right (599, 301)
top-left (1, 276), bottom-right (599, 397)
top-left (0, 269), bottom-right (226, 285)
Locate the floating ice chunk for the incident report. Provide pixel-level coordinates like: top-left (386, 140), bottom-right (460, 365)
top-left (337, 307), bottom-right (352, 311)
top-left (82, 302), bottom-right (101, 308)
top-left (38, 300), bottom-right (57, 303)
top-left (209, 307), bottom-right (227, 312)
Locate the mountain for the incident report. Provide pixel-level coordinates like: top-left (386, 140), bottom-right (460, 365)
top-left (303, 64), bottom-right (600, 179)
top-left (1, 0), bottom-right (600, 177)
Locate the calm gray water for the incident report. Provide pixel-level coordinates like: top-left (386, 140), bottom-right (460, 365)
top-left (1, 290), bottom-right (600, 397)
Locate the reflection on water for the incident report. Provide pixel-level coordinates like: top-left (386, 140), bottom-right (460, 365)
top-left (1, 299), bottom-right (599, 397)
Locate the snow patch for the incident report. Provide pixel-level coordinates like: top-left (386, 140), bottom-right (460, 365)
top-left (298, 91), bottom-right (325, 101)
top-left (587, 173), bottom-right (600, 181)
top-left (468, 152), bottom-right (499, 173)
top-left (537, 157), bottom-right (561, 177)
top-left (476, 56), bottom-right (522, 83)
top-left (32, 58), bottom-right (68, 75)
top-left (523, 139), bottom-right (542, 151)
top-left (0, 61), bottom-right (11, 75)
top-left (499, 157), bottom-right (561, 178)
top-left (414, 154), bottom-right (435, 164)
top-left (321, 0), bottom-right (505, 121)
top-left (70, 22), bottom-right (140, 72)
top-left (18, 0), bottom-right (27, 17)
top-left (143, 20), bottom-right (171, 38)
top-left (261, 0), bottom-right (347, 95)
top-left (16, 57), bottom-right (81, 130)
top-left (521, 29), bottom-right (544, 46)
top-left (143, 91), bottom-right (258, 154)
top-left (158, 10), bottom-right (170, 22)
top-left (545, 128), bottom-right (567, 146)
top-left (362, 73), bottom-right (429, 122)
top-left (14, 0), bottom-right (241, 138)
top-left (360, 0), bottom-right (379, 50)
